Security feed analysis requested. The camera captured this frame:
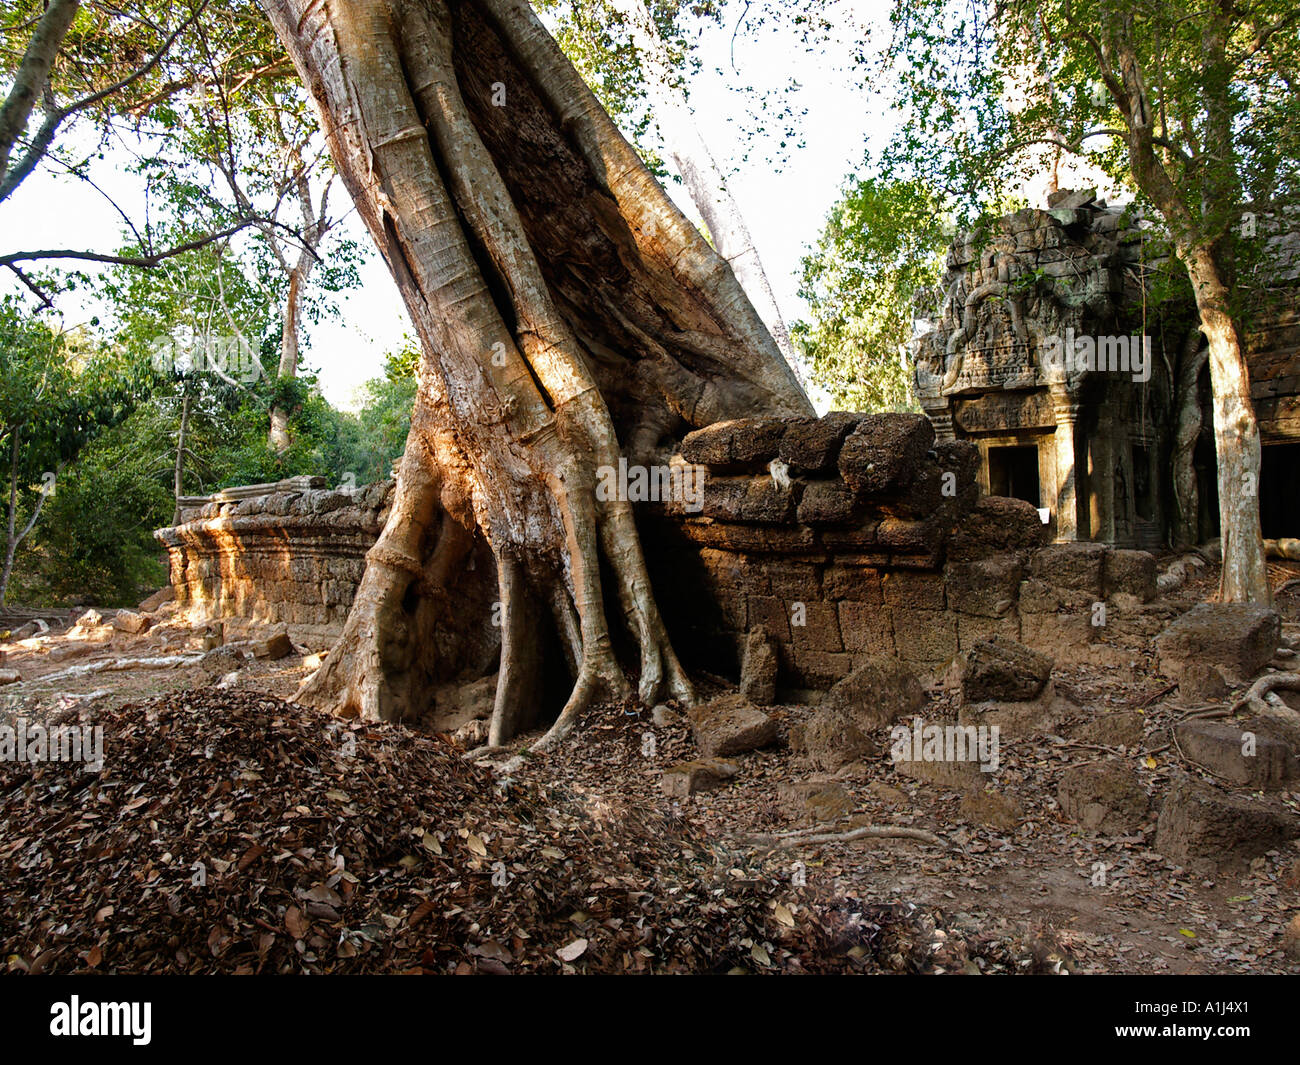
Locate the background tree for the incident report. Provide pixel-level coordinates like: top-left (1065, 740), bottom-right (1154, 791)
top-left (0, 1), bottom-right (282, 299)
top-left (793, 175), bottom-right (947, 411)
top-left (0, 296), bottom-right (138, 604)
top-left (880, 0), bottom-right (1300, 603)
top-left (535, 0), bottom-right (842, 380)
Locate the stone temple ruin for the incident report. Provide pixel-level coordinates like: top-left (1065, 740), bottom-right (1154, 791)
top-left (913, 188), bottom-right (1300, 550)
top-left (155, 407), bottom-right (1300, 872)
top-left (149, 194), bottom-right (1300, 877)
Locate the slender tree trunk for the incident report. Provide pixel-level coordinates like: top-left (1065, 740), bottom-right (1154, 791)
top-left (1171, 325), bottom-right (1207, 549)
top-left (259, 0), bottom-right (810, 746)
top-left (1181, 244), bottom-right (1270, 604)
top-left (1, 433), bottom-right (21, 608)
top-left (173, 393), bottom-right (191, 525)
top-left (269, 260), bottom-right (310, 453)
top-left (607, 0), bottom-right (800, 378)
top-left (0, 0), bottom-right (80, 182)
top-left (1102, 12), bottom-right (1269, 604)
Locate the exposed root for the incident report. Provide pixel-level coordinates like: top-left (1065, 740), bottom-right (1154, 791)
top-left (1231, 672), bottom-right (1300, 720)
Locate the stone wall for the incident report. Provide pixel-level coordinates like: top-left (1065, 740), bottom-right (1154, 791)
top-left (641, 413), bottom-right (1170, 692)
top-left (157, 413), bottom-right (1175, 690)
top-left (155, 478), bottom-right (392, 644)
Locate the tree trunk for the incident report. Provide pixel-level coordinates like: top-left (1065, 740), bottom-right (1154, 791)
top-left (173, 393), bottom-right (191, 526)
top-left (259, 0), bottom-right (811, 747)
top-left (1, 432), bottom-right (21, 608)
top-left (1181, 244), bottom-right (1271, 604)
top-left (606, 0), bottom-right (800, 378)
top-left (269, 261), bottom-right (309, 454)
top-left (1170, 324), bottom-right (1207, 549)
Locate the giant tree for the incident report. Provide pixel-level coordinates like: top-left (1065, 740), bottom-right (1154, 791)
top-left (258, 0), bottom-right (811, 747)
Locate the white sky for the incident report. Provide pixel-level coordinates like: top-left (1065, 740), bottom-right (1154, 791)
top-left (0, 0), bottom-right (896, 410)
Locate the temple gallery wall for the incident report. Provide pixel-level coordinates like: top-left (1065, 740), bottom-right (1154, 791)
top-left (913, 189), bottom-right (1300, 551)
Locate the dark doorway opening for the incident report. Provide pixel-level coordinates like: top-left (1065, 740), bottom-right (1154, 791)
top-left (988, 445), bottom-right (1041, 506)
top-left (1261, 442), bottom-right (1300, 539)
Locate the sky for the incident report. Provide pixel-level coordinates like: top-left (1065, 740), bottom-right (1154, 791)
top-left (1, 0), bottom-right (898, 411)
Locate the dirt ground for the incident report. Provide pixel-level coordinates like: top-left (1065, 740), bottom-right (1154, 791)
top-left (3, 562), bottom-right (1299, 975)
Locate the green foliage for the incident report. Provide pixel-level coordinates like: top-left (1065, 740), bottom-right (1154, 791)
top-left (8, 341), bottom-right (416, 607)
top-left (0, 297), bottom-right (143, 602)
top-left (792, 177), bottom-right (948, 412)
top-left (16, 419), bottom-right (173, 606)
top-left (880, 0), bottom-right (1300, 292)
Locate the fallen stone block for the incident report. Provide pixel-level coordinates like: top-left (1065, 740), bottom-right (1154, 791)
top-left (822, 655), bottom-right (924, 730)
top-left (254, 629), bottom-right (295, 660)
top-left (111, 610), bottom-right (151, 635)
top-left (686, 694), bottom-right (776, 757)
top-left (660, 758), bottom-right (740, 799)
top-left (1057, 761), bottom-right (1151, 835)
top-left (1172, 718), bottom-right (1299, 790)
top-left (739, 626), bottom-right (778, 706)
top-left (1155, 603), bottom-right (1281, 688)
top-left (789, 706), bottom-right (877, 772)
top-left (954, 635), bottom-right (1053, 703)
top-left (0, 669), bottom-right (21, 685)
top-left (1155, 773), bottom-right (1300, 871)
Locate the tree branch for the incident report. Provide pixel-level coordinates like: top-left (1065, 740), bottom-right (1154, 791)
top-left (0, 0), bottom-right (80, 179)
top-left (0, 216), bottom-right (263, 269)
top-left (0, 2), bottom-right (210, 206)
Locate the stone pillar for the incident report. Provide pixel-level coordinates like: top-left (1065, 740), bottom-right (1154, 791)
top-left (1050, 389), bottom-right (1083, 541)
top-left (922, 406), bottom-right (956, 442)
top-left (1088, 401), bottom-right (1113, 543)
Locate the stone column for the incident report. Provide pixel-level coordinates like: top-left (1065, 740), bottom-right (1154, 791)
top-left (1050, 388), bottom-right (1083, 541)
top-left (1088, 400), bottom-right (1113, 543)
top-left (924, 408), bottom-right (956, 442)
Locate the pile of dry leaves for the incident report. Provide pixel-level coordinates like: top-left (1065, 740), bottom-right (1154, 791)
top-left (1, 690), bottom-right (1058, 973)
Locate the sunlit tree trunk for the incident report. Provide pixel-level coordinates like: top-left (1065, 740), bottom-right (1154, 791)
top-left (259, 0), bottom-right (811, 746)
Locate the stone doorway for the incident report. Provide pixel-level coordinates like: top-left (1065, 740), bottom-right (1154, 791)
top-left (988, 444), bottom-right (1042, 508)
top-left (1261, 442), bottom-right (1300, 539)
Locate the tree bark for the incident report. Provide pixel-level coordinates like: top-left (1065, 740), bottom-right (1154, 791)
top-left (173, 393), bottom-right (191, 526)
top-left (1183, 244), bottom-right (1271, 604)
top-left (1170, 324), bottom-right (1207, 549)
top-left (0, 0), bottom-right (81, 182)
top-left (269, 259), bottom-right (310, 453)
top-left (258, 0), bottom-right (810, 746)
top-left (607, 0), bottom-right (800, 378)
top-left (1, 432), bottom-right (22, 608)
top-left (1100, 11), bottom-right (1271, 603)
